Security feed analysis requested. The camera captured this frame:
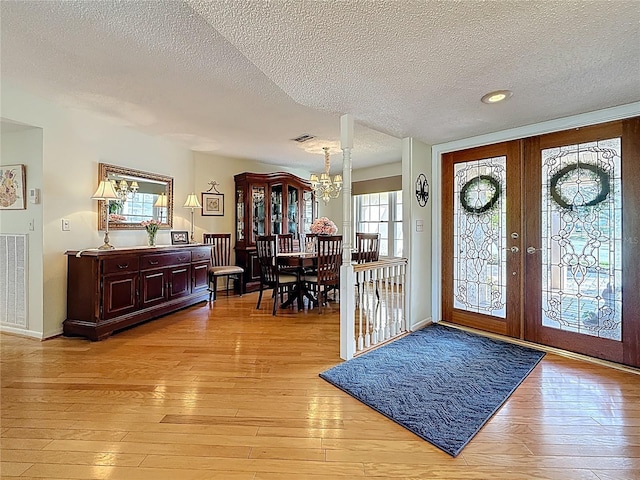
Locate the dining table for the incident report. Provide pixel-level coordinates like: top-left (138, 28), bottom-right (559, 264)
top-left (276, 252), bottom-right (318, 309)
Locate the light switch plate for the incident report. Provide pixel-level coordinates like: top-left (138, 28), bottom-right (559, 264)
top-left (62, 219), bottom-right (70, 231)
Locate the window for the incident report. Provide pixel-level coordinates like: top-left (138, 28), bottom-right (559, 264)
top-left (355, 190), bottom-right (403, 256)
top-left (120, 193), bottom-right (157, 223)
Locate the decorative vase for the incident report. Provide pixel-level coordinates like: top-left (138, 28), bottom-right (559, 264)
top-left (147, 231), bottom-right (156, 247)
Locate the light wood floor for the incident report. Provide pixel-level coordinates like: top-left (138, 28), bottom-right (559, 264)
top-left (2, 293), bottom-right (639, 480)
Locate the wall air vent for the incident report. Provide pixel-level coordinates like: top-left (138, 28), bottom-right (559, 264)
top-left (292, 133), bottom-right (315, 143)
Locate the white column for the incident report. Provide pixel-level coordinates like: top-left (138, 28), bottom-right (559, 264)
top-left (340, 114), bottom-right (355, 360)
top-left (340, 113), bottom-right (354, 263)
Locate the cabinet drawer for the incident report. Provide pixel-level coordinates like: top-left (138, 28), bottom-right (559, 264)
top-left (102, 256), bottom-right (139, 275)
top-left (141, 252), bottom-right (191, 270)
top-left (191, 247), bottom-right (212, 262)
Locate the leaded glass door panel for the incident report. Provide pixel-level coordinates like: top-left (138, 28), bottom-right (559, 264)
top-left (524, 119), bottom-right (640, 366)
top-left (442, 141), bottom-right (523, 338)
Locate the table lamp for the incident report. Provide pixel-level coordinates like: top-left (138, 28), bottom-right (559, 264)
top-left (183, 193), bottom-right (202, 244)
top-left (92, 179), bottom-right (120, 249)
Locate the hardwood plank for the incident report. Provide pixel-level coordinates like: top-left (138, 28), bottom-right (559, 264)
top-left (1, 449), bottom-right (145, 467)
top-left (139, 455), bottom-right (366, 477)
top-left (248, 446), bottom-right (326, 462)
top-left (42, 439), bottom-right (250, 458)
top-left (0, 437), bottom-right (53, 450)
top-left (0, 462), bottom-right (32, 477)
top-left (2, 427), bottom-right (127, 442)
top-left (21, 463), bottom-right (256, 480)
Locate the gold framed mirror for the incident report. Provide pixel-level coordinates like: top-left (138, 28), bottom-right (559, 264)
top-left (97, 163), bottom-right (174, 230)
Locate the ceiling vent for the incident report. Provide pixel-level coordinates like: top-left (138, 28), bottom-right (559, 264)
top-left (292, 133), bottom-right (315, 143)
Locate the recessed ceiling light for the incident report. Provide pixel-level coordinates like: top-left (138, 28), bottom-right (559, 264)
top-left (481, 90), bottom-right (513, 104)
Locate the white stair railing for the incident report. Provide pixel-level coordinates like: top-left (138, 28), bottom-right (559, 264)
top-left (341, 256), bottom-right (407, 359)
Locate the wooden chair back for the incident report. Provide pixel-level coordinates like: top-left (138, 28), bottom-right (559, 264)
top-left (316, 235), bottom-right (343, 287)
top-left (277, 234), bottom-right (295, 253)
top-left (203, 233), bottom-right (233, 267)
top-left (300, 233), bottom-right (317, 253)
top-left (355, 232), bottom-right (380, 263)
top-left (255, 235), bottom-right (278, 285)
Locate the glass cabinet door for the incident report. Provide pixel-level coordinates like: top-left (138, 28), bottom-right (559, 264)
top-left (236, 187), bottom-right (245, 242)
top-left (287, 186), bottom-right (299, 234)
top-left (251, 185), bottom-right (266, 244)
top-left (302, 190), bottom-right (314, 232)
top-left (271, 184), bottom-right (283, 235)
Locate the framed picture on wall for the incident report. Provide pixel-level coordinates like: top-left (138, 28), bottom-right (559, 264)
top-left (0, 164), bottom-right (26, 210)
top-left (170, 230), bottom-right (189, 245)
top-left (202, 192), bottom-right (224, 216)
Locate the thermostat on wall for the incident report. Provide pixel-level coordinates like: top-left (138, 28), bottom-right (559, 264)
top-left (29, 188), bottom-right (40, 204)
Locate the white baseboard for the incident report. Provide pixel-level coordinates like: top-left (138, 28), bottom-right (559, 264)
top-left (43, 327), bottom-right (64, 340)
top-left (0, 325), bottom-right (43, 340)
top-left (410, 317), bottom-right (433, 331)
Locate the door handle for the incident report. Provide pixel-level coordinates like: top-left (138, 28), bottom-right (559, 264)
top-left (503, 246), bottom-right (520, 253)
top-left (527, 246), bottom-right (542, 254)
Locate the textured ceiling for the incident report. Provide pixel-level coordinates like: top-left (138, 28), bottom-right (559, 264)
top-left (2, 1), bottom-right (639, 172)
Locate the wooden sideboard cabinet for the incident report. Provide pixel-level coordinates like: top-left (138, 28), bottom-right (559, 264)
top-left (234, 171), bottom-right (316, 292)
top-left (64, 245), bottom-right (211, 340)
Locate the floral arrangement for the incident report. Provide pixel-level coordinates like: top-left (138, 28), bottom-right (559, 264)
top-left (141, 219), bottom-right (162, 246)
top-left (141, 219), bottom-right (162, 235)
top-left (310, 216), bottom-right (338, 235)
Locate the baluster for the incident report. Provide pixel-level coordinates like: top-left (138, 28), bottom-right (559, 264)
top-left (357, 270), bottom-right (364, 352)
top-left (389, 264), bottom-right (397, 337)
top-left (399, 264), bottom-right (404, 332)
top-left (364, 268), bottom-right (371, 348)
top-left (374, 265), bottom-right (380, 344)
top-left (381, 265), bottom-right (387, 340)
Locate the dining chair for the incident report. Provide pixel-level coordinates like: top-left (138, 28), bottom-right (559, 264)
top-left (277, 233), bottom-right (295, 253)
top-left (300, 233), bottom-right (317, 253)
top-left (304, 235), bottom-right (342, 313)
top-left (354, 232), bottom-right (381, 303)
top-left (203, 233), bottom-right (244, 302)
top-left (255, 235), bottom-right (299, 315)
top-left (299, 233), bottom-right (318, 276)
top-left (355, 232), bottom-right (380, 263)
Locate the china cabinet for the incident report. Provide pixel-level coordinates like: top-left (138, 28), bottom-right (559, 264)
top-left (234, 172), bottom-right (315, 292)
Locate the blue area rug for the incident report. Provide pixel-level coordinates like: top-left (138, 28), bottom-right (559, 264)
top-left (319, 323), bottom-right (545, 457)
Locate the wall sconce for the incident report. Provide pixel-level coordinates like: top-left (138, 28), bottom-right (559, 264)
top-left (92, 179), bottom-right (120, 249)
top-left (183, 193), bottom-right (202, 244)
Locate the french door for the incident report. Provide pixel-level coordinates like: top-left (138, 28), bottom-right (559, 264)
top-left (442, 118), bottom-right (640, 368)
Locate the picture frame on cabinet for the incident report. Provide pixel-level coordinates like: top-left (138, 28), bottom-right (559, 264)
top-left (0, 164), bottom-right (26, 210)
top-left (202, 192), bottom-right (224, 216)
top-left (170, 230), bottom-right (189, 245)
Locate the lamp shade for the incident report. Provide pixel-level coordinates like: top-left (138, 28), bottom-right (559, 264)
top-left (91, 179), bottom-right (119, 200)
top-left (154, 193), bottom-right (167, 207)
top-left (183, 193), bottom-right (202, 209)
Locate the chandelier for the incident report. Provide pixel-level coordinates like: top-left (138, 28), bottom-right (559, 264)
top-left (310, 147), bottom-right (342, 204)
top-left (110, 178), bottom-right (139, 202)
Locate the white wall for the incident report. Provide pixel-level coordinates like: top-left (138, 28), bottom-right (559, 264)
top-left (0, 126), bottom-right (45, 337)
top-left (1, 83), bottom-right (197, 338)
top-left (353, 162), bottom-right (401, 182)
top-left (402, 139), bottom-right (432, 329)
